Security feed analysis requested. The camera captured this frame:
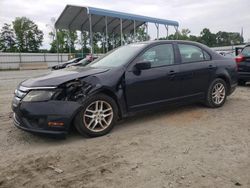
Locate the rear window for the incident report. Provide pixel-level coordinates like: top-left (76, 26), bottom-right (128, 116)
top-left (178, 44), bottom-right (211, 63)
top-left (242, 46), bottom-right (250, 56)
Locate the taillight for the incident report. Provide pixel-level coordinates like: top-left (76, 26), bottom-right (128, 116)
top-left (235, 54), bottom-right (246, 63)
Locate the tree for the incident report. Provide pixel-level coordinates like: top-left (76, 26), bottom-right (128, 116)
top-left (189, 35), bottom-right (201, 43)
top-left (0, 23), bottom-right (16, 52)
top-left (12, 17), bottom-right (43, 52)
top-left (216, 31), bottom-right (243, 46)
top-left (200, 28), bottom-right (216, 47)
top-left (160, 28), bottom-right (191, 40)
top-left (228, 32), bottom-right (243, 45)
top-left (78, 31), bottom-right (90, 53)
top-left (93, 32), bottom-right (103, 53)
top-left (179, 28), bottom-right (191, 40)
top-left (49, 30), bottom-right (77, 53)
top-left (134, 25), bottom-right (150, 42)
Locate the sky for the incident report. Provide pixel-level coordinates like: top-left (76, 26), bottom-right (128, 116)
top-left (0, 0), bottom-right (250, 49)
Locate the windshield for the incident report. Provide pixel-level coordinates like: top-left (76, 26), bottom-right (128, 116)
top-left (242, 46), bottom-right (250, 56)
top-left (88, 43), bottom-right (146, 68)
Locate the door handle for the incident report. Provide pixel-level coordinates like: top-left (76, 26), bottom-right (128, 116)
top-left (168, 70), bottom-right (176, 80)
top-left (169, 70), bottom-right (176, 75)
top-left (208, 64), bottom-right (216, 69)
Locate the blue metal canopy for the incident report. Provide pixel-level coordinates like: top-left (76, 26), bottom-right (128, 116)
top-left (55, 5), bottom-right (179, 33)
top-left (55, 5), bottom-right (179, 53)
top-left (87, 6), bottom-right (179, 26)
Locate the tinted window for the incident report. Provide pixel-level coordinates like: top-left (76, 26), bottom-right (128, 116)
top-left (137, 44), bottom-right (174, 67)
top-left (178, 44), bottom-right (210, 63)
top-left (89, 43), bottom-right (146, 68)
top-left (242, 46), bottom-right (250, 56)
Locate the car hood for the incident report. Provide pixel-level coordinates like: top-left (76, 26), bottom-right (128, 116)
top-left (21, 66), bottom-right (109, 87)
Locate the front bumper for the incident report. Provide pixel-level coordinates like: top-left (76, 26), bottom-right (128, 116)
top-left (12, 100), bottom-right (82, 137)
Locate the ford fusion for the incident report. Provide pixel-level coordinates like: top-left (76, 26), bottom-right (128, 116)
top-left (12, 40), bottom-right (238, 137)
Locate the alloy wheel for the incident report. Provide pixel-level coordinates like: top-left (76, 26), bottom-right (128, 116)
top-left (83, 100), bottom-right (113, 132)
top-left (212, 83), bottom-right (226, 105)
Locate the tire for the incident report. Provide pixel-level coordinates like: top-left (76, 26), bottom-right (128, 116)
top-left (205, 78), bottom-right (227, 108)
top-left (74, 94), bottom-right (118, 137)
top-left (238, 80), bottom-right (246, 86)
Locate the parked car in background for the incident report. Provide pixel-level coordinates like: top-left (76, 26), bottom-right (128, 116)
top-left (235, 44), bottom-right (250, 85)
top-left (66, 56), bottom-right (99, 68)
top-left (218, 51), bottom-right (235, 58)
top-left (12, 40), bottom-right (238, 138)
top-left (51, 57), bottom-right (83, 70)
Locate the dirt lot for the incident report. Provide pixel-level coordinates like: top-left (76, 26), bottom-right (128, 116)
top-left (0, 70), bottom-right (249, 188)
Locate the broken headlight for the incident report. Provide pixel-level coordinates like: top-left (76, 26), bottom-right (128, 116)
top-left (22, 90), bottom-right (57, 102)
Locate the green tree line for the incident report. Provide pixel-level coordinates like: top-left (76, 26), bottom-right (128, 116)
top-left (0, 17), bottom-right (43, 52)
top-left (0, 17), bottom-right (244, 53)
top-left (160, 28), bottom-right (244, 47)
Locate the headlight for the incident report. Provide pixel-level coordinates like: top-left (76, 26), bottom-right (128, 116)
top-left (22, 90), bottom-right (56, 102)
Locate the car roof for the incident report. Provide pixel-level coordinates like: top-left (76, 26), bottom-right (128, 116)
top-left (131, 40), bottom-right (223, 59)
top-left (136, 40), bottom-right (202, 45)
top-left (134, 40), bottom-right (213, 50)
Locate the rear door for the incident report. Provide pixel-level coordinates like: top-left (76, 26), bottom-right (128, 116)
top-left (177, 43), bottom-right (215, 99)
top-left (125, 43), bottom-right (180, 111)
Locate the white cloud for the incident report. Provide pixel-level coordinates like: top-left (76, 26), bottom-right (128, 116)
top-left (0, 0), bottom-right (249, 49)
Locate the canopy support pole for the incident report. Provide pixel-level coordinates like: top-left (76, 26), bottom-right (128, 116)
top-left (133, 20), bottom-right (136, 42)
top-left (68, 31), bottom-right (71, 56)
top-left (112, 33), bottom-right (115, 49)
top-left (105, 16), bottom-right (108, 52)
top-left (102, 34), bottom-right (105, 53)
top-left (56, 29), bottom-right (59, 64)
top-left (155, 23), bottom-right (159, 40)
top-left (81, 31), bottom-right (83, 57)
top-left (165, 25), bottom-right (169, 39)
top-left (174, 26), bottom-right (179, 39)
top-left (120, 18), bottom-right (123, 46)
top-left (89, 14), bottom-right (93, 54)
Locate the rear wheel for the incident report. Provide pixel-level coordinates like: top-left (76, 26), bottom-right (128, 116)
top-left (205, 78), bottom-right (227, 108)
top-left (74, 94), bottom-right (118, 137)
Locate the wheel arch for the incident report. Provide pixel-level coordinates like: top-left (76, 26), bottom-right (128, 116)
top-left (90, 88), bottom-right (123, 119)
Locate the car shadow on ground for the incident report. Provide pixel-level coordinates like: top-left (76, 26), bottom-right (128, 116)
top-left (38, 103), bottom-right (206, 141)
top-left (10, 102), bottom-right (204, 145)
top-left (115, 103), bottom-right (205, 129)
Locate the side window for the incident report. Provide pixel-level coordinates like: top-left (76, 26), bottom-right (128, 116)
top-left (137, 44), bottom-right (174, 68)
top-left (178, 44), bottom-right (210, 63)
top-left (203, 50), bottom-right (211, 60)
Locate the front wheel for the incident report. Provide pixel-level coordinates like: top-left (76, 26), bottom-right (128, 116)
top-left (205, 78), bottom-right (227, 108)
top-left (74, 94), bottom-right (118, 137)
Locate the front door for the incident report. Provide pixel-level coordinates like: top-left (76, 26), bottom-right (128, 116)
top-left (125, 43), bottom-right (180, 111)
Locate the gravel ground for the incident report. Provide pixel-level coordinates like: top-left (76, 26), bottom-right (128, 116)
top-left (0, 70), bottom-right (249, 188)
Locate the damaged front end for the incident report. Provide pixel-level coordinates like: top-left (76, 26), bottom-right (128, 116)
top-left (12, 78), bottom-right (97, 137)
top-left (60, 79), bottom-right (93, 102)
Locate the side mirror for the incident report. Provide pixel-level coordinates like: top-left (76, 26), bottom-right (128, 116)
top-left (135, 61), bottom-right (151, 70)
